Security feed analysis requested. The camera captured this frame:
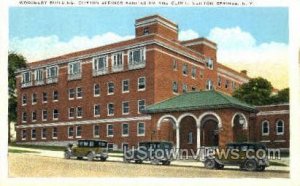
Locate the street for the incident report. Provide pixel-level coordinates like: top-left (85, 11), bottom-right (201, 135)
top-left (8, 152), bottom-right (289, 178)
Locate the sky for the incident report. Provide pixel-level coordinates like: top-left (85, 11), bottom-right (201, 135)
top-left (9, 7), bottom-right (289, 89)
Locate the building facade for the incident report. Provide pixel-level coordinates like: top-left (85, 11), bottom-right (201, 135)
top-left (15, 15), bottom-right (289, 151)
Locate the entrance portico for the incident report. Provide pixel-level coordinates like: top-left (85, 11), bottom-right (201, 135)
top-left (145, 91), bottom-right (257, 151)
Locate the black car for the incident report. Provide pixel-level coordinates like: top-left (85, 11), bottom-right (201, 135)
top-left (123, 141), bottom-right (174, 165)
top-left (203, 142), bottom-right (269, 171)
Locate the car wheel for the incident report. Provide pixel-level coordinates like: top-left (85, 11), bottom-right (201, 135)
top-left (256, 165), bottom-right (266, 171)
top-left (244, 159), bottom-right (257, 171)
top-left (204, 159), bottom-right (216, 169)
top-left (135, 160), bottom-right (143, 164)
top-left (162, 160), bottom-right (171, 165)
top-left (77, 157), bottom-right (83, 160)
top-left (100, 157), bottom-right (107, 161)
top-left (64, 151), bottom-right (71, 159)
top-left (87, 152), bottom-right (95, 161)
top-left (216, 163), bottom-right (224, 169)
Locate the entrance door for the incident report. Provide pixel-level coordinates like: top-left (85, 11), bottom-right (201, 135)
top-left (201, 119), bottom-right (219, 147)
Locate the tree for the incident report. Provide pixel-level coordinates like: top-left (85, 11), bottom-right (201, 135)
top-left (271, 88), bottom-right (289, 104)
top-left (8, 52), bottom-right (27, 143)
top-left (232, 77), bottom-right (273, 105)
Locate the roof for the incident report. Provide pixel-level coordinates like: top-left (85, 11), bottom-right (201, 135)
top-left (144, 90), bottom-right (257, 114)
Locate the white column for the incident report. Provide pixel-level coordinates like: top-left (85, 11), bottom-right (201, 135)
top-left (197, 126), bottom-right (201, 149)
top-left (176, 124), bottom-right (180, 150)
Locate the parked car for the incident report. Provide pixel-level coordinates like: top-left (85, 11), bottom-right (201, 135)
top-left (64, 139), bottom-right (108, 161)
top-left (203, 142), bottom-right (269, 171)
top-left (123, 141), bottom-right (174, 165)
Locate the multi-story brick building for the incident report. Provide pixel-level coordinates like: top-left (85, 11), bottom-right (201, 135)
top-left (15, 15), bottom-right (289, 151)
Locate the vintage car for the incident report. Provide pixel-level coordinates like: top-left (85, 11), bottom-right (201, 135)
top-left (64, 139), bottom-right (108, 161)
top-left (203, 142), bottom-right (269, 171)
top-left (123, 141), bottom-right (174, 165)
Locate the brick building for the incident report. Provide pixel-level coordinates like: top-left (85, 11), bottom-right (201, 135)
top-left (15, 15), bottom-right (289, 151)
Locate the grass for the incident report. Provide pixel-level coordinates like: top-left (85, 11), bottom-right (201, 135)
top-left (9, 149), bottom-right (40, 154)
top-left (9, 142), bottom-right (65, 151)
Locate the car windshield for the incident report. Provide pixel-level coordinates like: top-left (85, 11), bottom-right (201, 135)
top-left (95, 141), bottom-right (107, 147)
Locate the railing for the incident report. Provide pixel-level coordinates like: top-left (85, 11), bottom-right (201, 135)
top-left (112, 64), bottom-right (124, 72)
top-left (68, 72), bottom-right (82, 80)
top-left (93, 68), bottom-right (108, 76)
top-left (128, 60), bottom-right (146, 70)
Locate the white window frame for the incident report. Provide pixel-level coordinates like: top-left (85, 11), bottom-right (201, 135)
top-left (46, 65), bottom-right (58, 79)
top-left (42, 92), bottom-right (48, 103)
top-left (94, 104), bottom-right (100, 117)
top-left (21, 129), bottom-right (26, 140)
top-left (42, 110), bottom-right (47, 121)
top-left (128, 48), bottom-right (146, 70)
top-left (76, 87), bottom-right (83, 99)
top-left (76, 126), bottom-right (82, 138)
top-left (93, 125), bottom-right (100, 138)
top-left (52, 127), bottom-right (58, 139)
top-left (34, 68), bottom-right (44, 81)
top-left (206, 57), bottom-right (214, 70)
top-left (107, 82), bottom-right (115, 95)
top-left (22, 71), bottom-right (32, 86)
top-left (107, 124), bottom-right (114, 137)
top-left (138, 77), bottom-right (146, 91)
top-left (122, 79), bottom-right (130, 93)
top-left (41, 128), bottom-right (47, 140)
top-left (93, 56), bottom-right (108, 71)
top-left (191, 67), bottom-right (196, 79)
top-left (172, 81), bottom-right (178, 94)
top-left (276, 120), bottom-right (285, 135)
top-left (182, 63), bottom-right (188, 76)
top-left (112, 52), bottom-right (124, 72)
top-left (122, 123), bottom-right (129, 137)
top-left (206, 80), bottom-right (213, 90)
top-left (69, 107), bottom-right (75, 119)
top-left (122, 101), bottom-right (130, 115)
top-left (31, 129), bottom-right (36, 140)
top-left (262, 120), bottom-right (270, 136)
top-left (69, 88), bottom-right (75, 100)
top-left (138, 100), bottom-right (146, 114)
top-left (137, 122), bottom-right (145, 136)
top-left (32, 111), bottom-right (37, 122)
top-left (22, 112), bottom-right (27, 123)
top-left (53, 90), bottom-right (59, 102)
top-left (107, 103), bottom-right (114, 116)
top-left (94, 84), bottom-right (100, 97)
top-left (32, 93), bottom-right (37, 105)
top-left (53, 109), bottom-right (59, 120)
top-left (68, 61), bottom-right (81, 75)
top-left (22, 94), bottom-right (27, 106)
top-left (68, 126), bottom-right (74, 139)
top-left (77, 107), bottom-right (83, 118)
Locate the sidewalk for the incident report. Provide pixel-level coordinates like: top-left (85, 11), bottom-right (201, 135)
top-left (8, 146), bottom-right (289, 172)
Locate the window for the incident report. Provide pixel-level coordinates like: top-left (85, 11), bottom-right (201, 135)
top-left (46, 66), bottom-right (58, 83)
top-left (69, 108), bottom-right (75, 118)
top-left (188, 132), bottom-right (193, 144)
top-left (206, 80), bottom-right (213, 90)
top-left (137, 122), bottom-right (145, 136)
top-left (69, 89), bottom-right (75, 99)
top-left (68, 61), bottom-right (81, 76)
top-left (22, 112), bottom-right (27, 123)
top-left (34, 69), bottom-right (44, 82)
top-left (94, 104), bottom-right (100, 117)
top-left (200, 70), bottom-right (204, 79)
top-left (53, 90), bottom-right (59, 101)
top-left (206, 57), bottom-right (213, 69)
top-left (53, 109), bottom-right (59, 120)
top-left (108, 103), bottom-right (114, 116)
top-left (172, 81), bottom-right (178, 93)
top-left (22, 71), bottom-right (32, 87)
top-left (42, 110), bottom-right (47, 121)
top-left (122, 101), bottom-right (130, 115)
top-left (41, 128), bottom-right (47, 139)
top-left (182, 63), bottom-right (188, 75)
top-left (112, 53), bottom-right (123, 72)
top-left (77, 107), bottom-right (83, 118)
top-left (52, 127), bottom-right (58, 139)
top-left (128, 48), bottom-right (145, 69)
top-left (21, 129), bottom-right (27, 140)
top-left (191, 67), bottom-right (196, 78)
top-left (32, 93), bottom-right (37, 104)
top-left (138, 77), bottom-right (146, 91)
top-left (143, 27), bottom-right (149, 35)
top-left (191, 87), bottom-right (196, 91)
top-left (225, 80), bottom-right (230, 89)
top-left (183, 83), bottom-right (188, 93)
top-left (232, 81), bottom-right (236, 90)
top-left (76, 126), bottom-right (82, 138)
top-left (31, 129), bottom-right (36, 140)
top-left (107, 124), bottom-right (113, 137)
top-left (173, 60), bottom-right (178, 70)
top-left (77, 87), bottom-right (83, 98)
top-left (108, 82), bottom-right (114, 95)
top-left (32, 111), bottom-right (37, 122)
top-left (94, 125), bottom-right (100, 137)
top-left (122, 80), bottom-right (129, 93)
top-left (122, 123), bottom-right (129, 136)
top-left (138, 100), bottom-right (145, 114)
top-left (276, 120), bottom-right (284, 135)
top-left (22, 94), bottom-right (27, 105)
top-left (262, 121), bottom-right (269, 136)
top-left (93, 56), bottom-right (108, 71)
top-left (94, 84), bottom-right (100, 96)
top-left (68, 127), bottom-right (74, 138)
top-left (218, 76), bottom-right (222, 87)
top-left (43, 92), bottom-right (47, 102)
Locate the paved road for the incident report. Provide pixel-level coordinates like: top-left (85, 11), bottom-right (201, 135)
top-left (9, 153), bottom-right (289, 178)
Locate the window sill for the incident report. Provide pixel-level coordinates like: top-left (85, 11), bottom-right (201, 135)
top-left (138, 89), bottom-right (146, 92)
top-left (53, 100), bottom-right (58, 102)
top-left (107, 93), bottom-right (114, 96)
top-left (21, 138), bottom-right (26, 141)
top-left (94, 95), bottom-right (100, 97)
top-left (75, 136), bottom-right (82, 139)
top-left (107, 114), bottom-right (114, 117)
top-left (137, 134), bottom-right (145, 137)
top-left (41, 137), bottom-right (46, 140)
top-left (122, 91), bottom-right (129, 94)
top-left (31, 138), bottom-right (36, 141)
top-left (262, 133), bottom-right (269, 136)
top-left (52, 137), bottom-right (58, 140)
top-left (122, 135), bottom-right (129, 137)
top-left (93, 135), bottom-right (100, 138)
top-left (107, 135), bottom-right (114, 138)
top-left (68, 136), bottom-right (74, 139)
top-left (94, 115), bottom-right (100, 118)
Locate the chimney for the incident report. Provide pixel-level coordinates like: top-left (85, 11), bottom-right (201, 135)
top-left (240, 70), bottom-right (247, 75)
